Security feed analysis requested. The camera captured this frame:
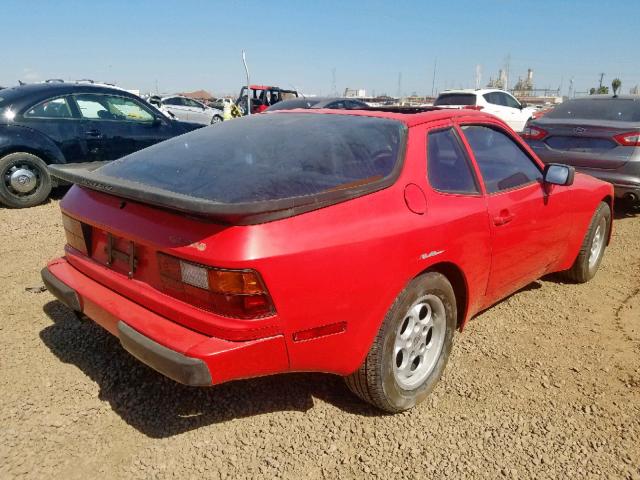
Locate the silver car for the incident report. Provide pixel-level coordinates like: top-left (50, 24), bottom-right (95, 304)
top-left (523, 95), bottom-right (640, 206)
top-left (156, 95), bottom-right (223, 125)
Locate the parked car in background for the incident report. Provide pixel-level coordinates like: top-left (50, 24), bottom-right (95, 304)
top-left (150, 95), bottom-right (223, 125)
top-left (0, 83), bottom-right (203, 208)
top-left (44, 107), bottom-right (612, 412)
top-left (265, 97), bottom-right (369, 112)
top-left (434, 89), bottom-right (536, 132)
top-left (236, 85), bottom-right (299, 114)
top-left (523, 95), bottom-right (640, 207)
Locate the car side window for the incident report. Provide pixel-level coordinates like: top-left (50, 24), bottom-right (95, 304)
top-left (461, 125), bottom-right (542, 194)
top-left (163, 97), bottom-right (180, 106)
top-left (75, 94), bottom-right (154, 122)
top-left (24, 97), bottom-right (73, 119)
top-left (483, 92), bottom-right (499, 106)
top-left (502, 93), bottom-right (521, 109)
top-left (427, 128), bottom-right (479, 194)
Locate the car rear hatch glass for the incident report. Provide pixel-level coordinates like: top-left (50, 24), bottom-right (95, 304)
top-left (434, 93), bottom-right (476, 106)
top-left (51, 113), bottom-right (406, 224)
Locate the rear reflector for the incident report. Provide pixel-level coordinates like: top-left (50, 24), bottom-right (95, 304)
top-left (157, 253), bottom-right (275, 319)
top-left (293, 322), bottom-right (347, 342)
top-left (613, 132), bottom-right (640, 147)
top-left (62, 214), bottom-right (91, 255)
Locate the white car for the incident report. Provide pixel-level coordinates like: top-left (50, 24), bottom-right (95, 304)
top-left (434, 89), bottom-right (535, 133)
top-left (151, 95), bottom-right (223, 125)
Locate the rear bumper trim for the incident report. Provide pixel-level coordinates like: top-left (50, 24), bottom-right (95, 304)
top-left (118, 321), bottom-right (212, 386)
top-left (41, 267), bottom-right (82, 311)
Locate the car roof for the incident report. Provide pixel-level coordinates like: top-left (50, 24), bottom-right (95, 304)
top-left (438, 88), bottom-right (504, 95)
top-left (568, 94), bottom-right (640, 101)
top-left (0, 83), bottom-right (142, 109)
top-left (312, 97), bottom-right (367, 108)
top-left (276, 106), bottom-right (488, 127)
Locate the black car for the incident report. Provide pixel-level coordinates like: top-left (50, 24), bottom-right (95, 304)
top-left (264, 97), bottom-right (369, 112)
top-left (0, 83), bottom-right (203, 208)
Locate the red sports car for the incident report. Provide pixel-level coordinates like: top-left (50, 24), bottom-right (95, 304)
top-left (43, 108), bottom-right (613, 412)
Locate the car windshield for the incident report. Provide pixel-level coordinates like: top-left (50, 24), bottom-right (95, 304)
top-left (98, 113), bottom-right (405, 203)
top-left (434, 94), bottom-right (476, 106)
top-left (545, 98), bottom-right (640, 122)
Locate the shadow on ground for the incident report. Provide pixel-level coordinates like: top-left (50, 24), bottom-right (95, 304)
top-left (40, 301), bottom-right (380, 438)
top-left (614, 201), bottom-right (640, 220)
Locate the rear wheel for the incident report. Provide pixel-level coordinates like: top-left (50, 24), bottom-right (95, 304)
top-left (0, 152), bottom-right (52, 208)
top-left (210, 115), bottom-right (223, 125)
top-left (561, 201), bottom-right (611, 283)
top-left (345, 272), bottom-right (456, 412)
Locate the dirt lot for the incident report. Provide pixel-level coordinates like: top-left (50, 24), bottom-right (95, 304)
top-left (1, 198), bottom-right (639, 479)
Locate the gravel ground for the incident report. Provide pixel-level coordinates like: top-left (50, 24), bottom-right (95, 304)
top-left (1, 197), bottom-right (639, 479)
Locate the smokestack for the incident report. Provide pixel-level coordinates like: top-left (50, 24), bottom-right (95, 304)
top-left (527, 69), bottom-right (533, 82)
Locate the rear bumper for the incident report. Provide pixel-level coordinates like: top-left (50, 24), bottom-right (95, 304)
top-left (41, 258), bottom-right (290, 386)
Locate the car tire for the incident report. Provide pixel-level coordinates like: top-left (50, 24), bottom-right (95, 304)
top-left (345, 272), bottom-right (456, 412)
top-left (561, 201), bottom-right (611, 283)
top-left (211, 115), bottom-right (223, 125)
top-left (0, 152), bottom-right (52, 208)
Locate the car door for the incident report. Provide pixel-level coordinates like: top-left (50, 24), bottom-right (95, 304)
top-left (72, 93), bottom-right (176, 161)
top-left (184, 99), bottom-right (209, 124)
top-left (501, 92), bottom-right (530, 132)
top-left (459, 123), bottom-right (571, 306)
top-left (20, 96), bottom-right (86, 162)
top-left (421, 122), bottom-right (493, 317)
top-left (162, 97), bottom-right (190, 121)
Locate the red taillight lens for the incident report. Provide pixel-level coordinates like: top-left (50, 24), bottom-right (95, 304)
top-left (157, 253), bottom-right (275, 319)
top-left (463, 105), bottom-right (484, 111)
top-left (613, 132), bottom-right (640, 146)
top-left (62, 214), bottom-right (91, 255)
top-left (521, 126), bottom-right (547, 140)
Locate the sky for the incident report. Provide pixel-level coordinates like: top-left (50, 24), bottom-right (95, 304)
top-left (3, 0), bottom-right (639, 97)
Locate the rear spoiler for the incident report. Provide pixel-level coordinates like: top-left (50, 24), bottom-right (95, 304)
top-left (48, 162), bottom-right (395, 225)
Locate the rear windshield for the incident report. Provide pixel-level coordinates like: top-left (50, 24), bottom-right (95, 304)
top-left (434, 94), bottom-right (476, 106)
top-left (545, 98), bottom-right (640, 122)
top-left (99, 113), bottom-right (405, 203)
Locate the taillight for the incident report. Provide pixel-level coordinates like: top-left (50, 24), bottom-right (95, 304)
top-left (62, 214), bottom-right (92, 255)
top-left (613, 132), bottom-right (640, 146)
top-left (463, 105), bottom-right (484, 111)
top-left (521, 126), bottom-right (547, 140)
top-left (157, 253), bottom-right (275, 319)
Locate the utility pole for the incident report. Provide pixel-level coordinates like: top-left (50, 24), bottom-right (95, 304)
top-left (504, 53), bottom-right (511, 91)
top-left (568, 78), bottom-right (574, 98)
top-left (475, 65), bottom-right (482, 89)
top-left (397, 72), bottom-right (402, 100)
top-left (431, 58), bottom-right (437, 97)
top-left (242, 50), bottom-right (251, 116)
top-left (331, 68), bottom-right (337, 97)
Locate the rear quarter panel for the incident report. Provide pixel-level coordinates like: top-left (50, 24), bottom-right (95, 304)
top-left (0, 123), bottom-right (66, 163)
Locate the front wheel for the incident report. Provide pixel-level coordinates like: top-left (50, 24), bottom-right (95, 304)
top-left (210, 115), bottom-right (223, 125)
top-left (561, 201), bottom-right (611, 283)
top-left (345, 272), bottom-right (457, 412)
top-left (0, 152), bottom-right (52, 208)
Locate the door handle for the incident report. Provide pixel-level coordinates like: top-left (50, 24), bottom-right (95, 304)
top-left (85, 129), bottom-right (103, 138)
top-left (493, 210), bottom-right (515, 226)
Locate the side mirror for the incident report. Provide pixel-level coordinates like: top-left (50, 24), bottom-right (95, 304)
top-left (519, 102), bottom-right (528, 109)
top-left (544, 163), bottom-right (575, 186)
top-left (152, 116), bottom-right (164, 126)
